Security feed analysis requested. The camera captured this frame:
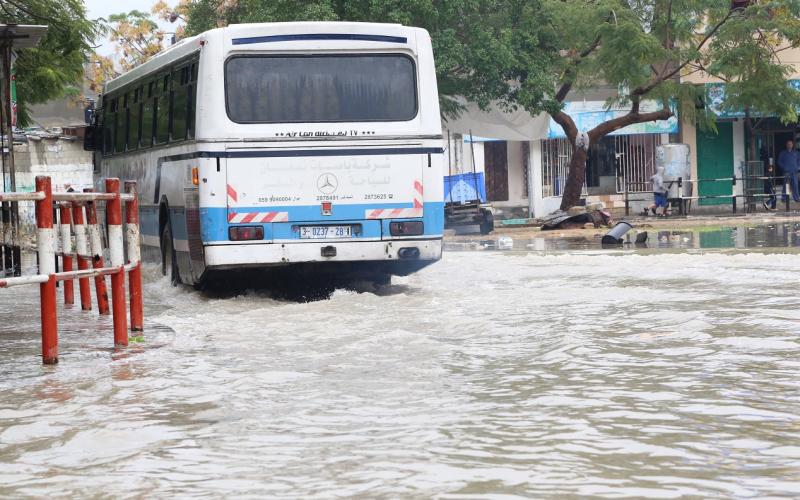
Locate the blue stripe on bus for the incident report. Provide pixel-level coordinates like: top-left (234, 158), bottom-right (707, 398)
top-left (141, 206), bottom-right (159, 237)
top-left (199, 203), bottom-right (444, 243)
top-left (232, 34), bottom-right (408, 45)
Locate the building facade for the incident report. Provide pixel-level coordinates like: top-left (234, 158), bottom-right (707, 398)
top-left (444, 98), bottom-right (678, 219)
top-left (680, 46), bottom-right (800, 211)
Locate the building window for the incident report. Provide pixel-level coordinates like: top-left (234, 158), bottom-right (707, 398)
top-left (540, 138), bottom-right (573, 198)
top-left (522, 142), bottom-right (530, 199)
top-left (614, 134), bottom-right (664, 193)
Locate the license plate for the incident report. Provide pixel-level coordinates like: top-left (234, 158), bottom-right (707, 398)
top-left (299, 225), bottom-right (353, 239)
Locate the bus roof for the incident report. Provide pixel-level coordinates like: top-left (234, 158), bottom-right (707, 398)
top-left (103, 22), bottom-right (422, 95)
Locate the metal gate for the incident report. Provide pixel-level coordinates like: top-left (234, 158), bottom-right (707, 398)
top-left (614, 134), bottom-right (664, 193)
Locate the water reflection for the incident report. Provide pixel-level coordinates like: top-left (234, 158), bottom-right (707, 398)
top-left (445, 223), bottom-right (800, 252)
top-left (2, 237), bottom-right (800, 497)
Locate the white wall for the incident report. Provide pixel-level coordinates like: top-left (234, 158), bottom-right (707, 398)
top-left (461, 140), bottom-right (485, 175)
top-left (732, 120), bottom-right (746, 197)
top-left (504, 142), bottom-right (526, 206)
top-left (10, 138), bottom-right (94, 226)
top-left (444, 132), bottom-right (541, 213)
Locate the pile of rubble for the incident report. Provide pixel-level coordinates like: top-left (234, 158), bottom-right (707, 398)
top-left (540, 203), bottom-right (613, 230)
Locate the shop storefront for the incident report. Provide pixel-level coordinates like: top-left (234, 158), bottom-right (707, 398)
top-left (687, 81), bottom-right (800, 207)
top-left (540, 100), bottom-right (678, 202)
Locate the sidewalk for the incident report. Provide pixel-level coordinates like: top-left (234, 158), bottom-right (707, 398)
top-left (447, 211), bottom-right (800, 241)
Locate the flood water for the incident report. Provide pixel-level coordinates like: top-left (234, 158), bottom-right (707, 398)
top-left (1, 230), bottom-right (799, 497)
top-left (447, 221), bottom-right (800, 253)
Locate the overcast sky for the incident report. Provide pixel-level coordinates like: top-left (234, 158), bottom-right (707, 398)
top-left (84, 0), bottom-right (179, 56)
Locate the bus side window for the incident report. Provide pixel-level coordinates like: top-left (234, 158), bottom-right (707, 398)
top-left (155, 73), bottom-right (170, 145)
top-left (141, 80), bottom-right (155, 148)
top-left (127, 88), bottom-right (140, 151)
top-left (171, 66), bottom-right (188, 141)
top-left (115, 94), bottom-right (128, 153)
top-left (187, 61), bottom-right (197, 139)
top-left (102, 96), bottom-right (113, 156)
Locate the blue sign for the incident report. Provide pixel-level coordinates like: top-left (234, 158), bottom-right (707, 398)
top-left (548, 100), bottom-right (679, 139)
top-left (705, 80), bottom-right (800, 118)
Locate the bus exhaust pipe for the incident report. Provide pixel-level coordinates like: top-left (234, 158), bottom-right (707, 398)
top-left (398, 247), bottom-right (420, 259)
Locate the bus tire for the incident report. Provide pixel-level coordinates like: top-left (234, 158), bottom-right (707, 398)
top-left (161, 223), bottom-right (180, 286)
top-left (479, 209), bottom-right (494, 235)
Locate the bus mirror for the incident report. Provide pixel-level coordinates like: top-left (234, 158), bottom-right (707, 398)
top-left (83, 125), bottom-right (102, 152)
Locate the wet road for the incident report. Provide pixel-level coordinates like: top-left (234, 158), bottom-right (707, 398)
top-left (1, 242), bottom-right (800, 497)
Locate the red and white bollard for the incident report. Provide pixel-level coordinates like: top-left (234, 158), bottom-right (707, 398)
top-left (83, 190), bottom-right (110, 315)
top-left (105, 178), bottom-right (128, 347)
top-left (58, 203), bottom-right (74, 305)
top-left (125, 181), bottom-right (144, 332)
top-left (36, 176), bottom-right (58, 364)
top-left (71, 203), bottom-right (92, 311)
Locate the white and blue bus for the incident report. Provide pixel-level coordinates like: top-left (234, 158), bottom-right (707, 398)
top-left (87, 22), bottom-right (444, 286)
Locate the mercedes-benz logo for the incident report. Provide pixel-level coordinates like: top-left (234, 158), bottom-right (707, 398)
top-left (317, 173), bottom-right (338, 194)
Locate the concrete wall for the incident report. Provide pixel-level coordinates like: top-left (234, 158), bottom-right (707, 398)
top-left (461, 140), bottom-right (485, 175)
top-left (492, 141), bottom-right (529, 210)
top-left (732, 120), bottom-right (746, 197)
top-left (10, 138), bottom-right (94, 226)
top-left (29, 100), bottom-right (88, 129)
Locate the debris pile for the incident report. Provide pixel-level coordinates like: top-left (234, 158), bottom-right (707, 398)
top-left (541, 203), bottom-right (613, 230)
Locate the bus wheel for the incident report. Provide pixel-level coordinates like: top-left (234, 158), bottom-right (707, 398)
top-left (479, 209), bottom-right (494, 235)
top-left (161, 224), bottom-right (180, 286)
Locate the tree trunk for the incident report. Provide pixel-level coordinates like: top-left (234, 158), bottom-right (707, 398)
top-left (559, 146), bottom-right (588, 210)
top-left (554, 104), bottom-right (672, 211)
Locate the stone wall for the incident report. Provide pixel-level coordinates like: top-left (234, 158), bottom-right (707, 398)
top-left (8, 136), bottom-right (94, 228)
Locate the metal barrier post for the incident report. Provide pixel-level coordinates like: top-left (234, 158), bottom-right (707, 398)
top-left (35, 176), bottom-right (58, 364)
top-left (58, 203), bottom-right (74, 305)
top-left (71, 203), bottom-right (92, 311)
top-left (124, 181), bottom-right (143, 332)
top-left (732, 175), bottom-right (737, 214)
top-left (83, 190), bottom-right (110, 315)
top-left (105, 178), bottom-right (128, 346)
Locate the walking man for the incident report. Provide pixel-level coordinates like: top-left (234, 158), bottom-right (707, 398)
top-left (777, 139), bottom-right (800, 203)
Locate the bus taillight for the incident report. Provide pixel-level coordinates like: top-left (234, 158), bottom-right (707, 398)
top-left (228, 226), bottom-right (264, 241)
top-left (390, 221), bottom-right (424, 236)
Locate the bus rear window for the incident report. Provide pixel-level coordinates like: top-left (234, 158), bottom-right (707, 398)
top-left (225, 54), bottom-right (418, 123)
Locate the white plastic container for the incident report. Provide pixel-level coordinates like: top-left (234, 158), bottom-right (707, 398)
top-left (497, 236), bottom-right (514, 250)
top-left (656, 144), bottom-right (691, 197)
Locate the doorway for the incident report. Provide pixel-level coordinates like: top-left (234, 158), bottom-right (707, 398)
top-left (483, 141), bottom-right (509, 201)
top-left (696, 122), bottom-right (734, 206)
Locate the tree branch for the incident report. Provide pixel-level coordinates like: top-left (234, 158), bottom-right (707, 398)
top-left (632, 8), bottom-right (736, 98)
top-left (554, 33), bottom-right (603, 102)
top-left (588, 105), bottom-right (672, 140)
top-left (551, 110), bottom-right (579, 143)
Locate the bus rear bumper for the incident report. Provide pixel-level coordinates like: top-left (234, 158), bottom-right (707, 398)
top-left (203, 239), bottom-right (442, 269)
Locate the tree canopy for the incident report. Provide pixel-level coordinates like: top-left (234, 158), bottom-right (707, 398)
top-left (180, 0), bottom-right (800, 209)
top-left (1, 0), bottom-right (99, 127)
top-left (182, 0), bottom-right (558, 118)
top-left (499, 0), bottom-right (800, 208)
